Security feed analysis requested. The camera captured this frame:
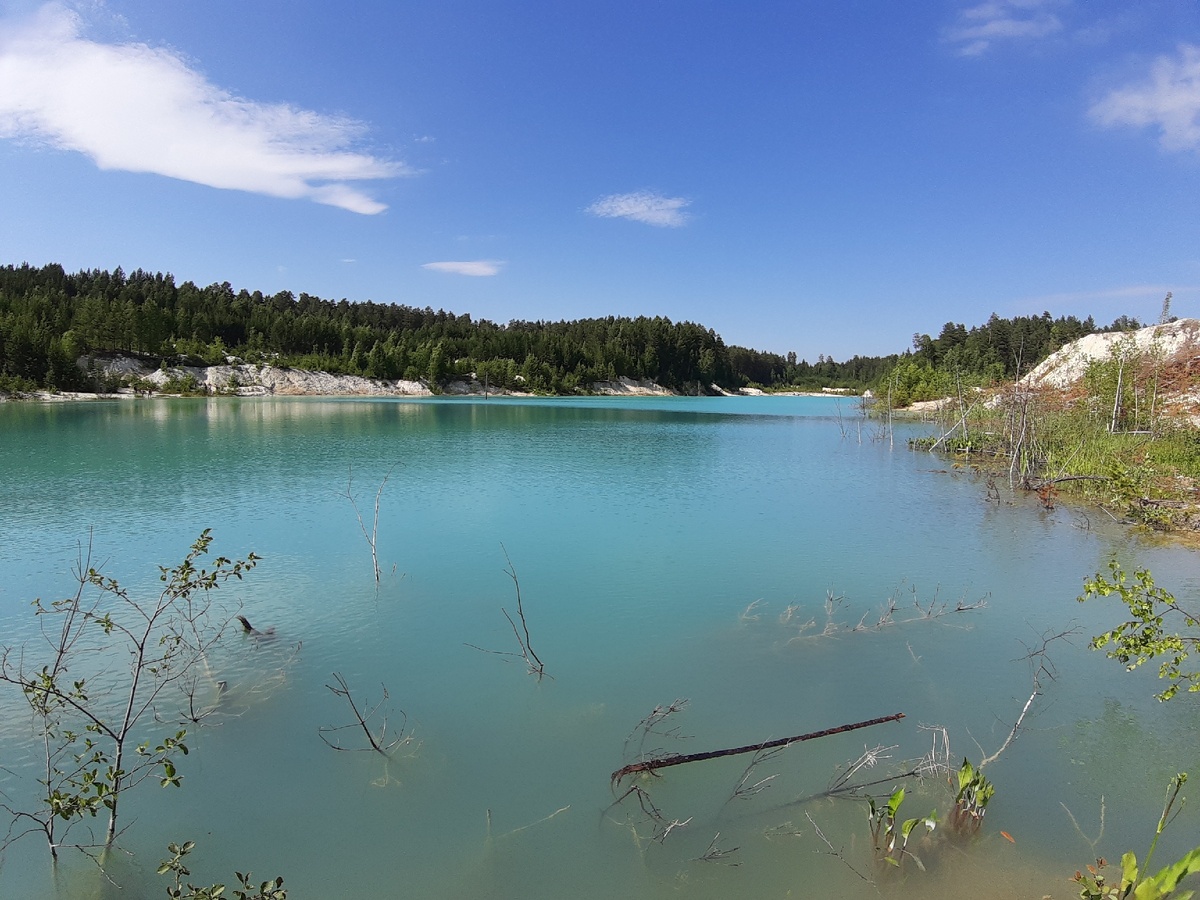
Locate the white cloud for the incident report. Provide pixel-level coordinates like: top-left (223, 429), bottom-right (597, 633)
top-left (586, 190), bottom-right (691, 227)
top-left (1090, 45), bottom-right (1200, 152)
top-left (1024, 284), bottom-right (1182, 306)
top-left (0, 3), bottom-right (407, 213)
top-left (944, 0), bottom-right (1063, 57)
top-left (421, 260), bottom-right (504, 276)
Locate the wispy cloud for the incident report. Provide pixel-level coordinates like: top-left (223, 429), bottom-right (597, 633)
top-left (0, 3), bottom-right (408, 213)
top-left (1090, 45), bottom-right (1200, 152)
top-left (586, 190), bottom-right (691, 227)
top-left (421, 260), bottom-right (504, 277)
top-left (1021, 283), bottom-right (1190, 309)
top-left (944, 0), bottom-right (1063, 57)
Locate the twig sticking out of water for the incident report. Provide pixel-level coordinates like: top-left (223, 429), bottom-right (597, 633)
top-left (499, 546), bottom-right (545, 678)
top-left (727, 746), bottom-right (784, 804)
top-left (1062, 797), bottom-right (1106, 857)
top-left (621, 698), bottom-right (692, 769)
top-left (465, 545), bottom-right (549, 679)
top-left (488, 805), bottom-right (571, 842)
top-left (825, 744), bottom-right (898, 798)
top-left (603, 783), bottom-right (693, 846)
top-left (319, 672), bottom-right (412, 756)
top-left (342, 465), bottom-right (395, 583)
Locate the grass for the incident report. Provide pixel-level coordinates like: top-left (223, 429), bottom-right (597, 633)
top-left (909, 384), bottom-right (1200, 532)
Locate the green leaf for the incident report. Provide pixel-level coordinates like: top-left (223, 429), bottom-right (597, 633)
top-left (1139, 847), bottom-right (1200, 899)
top-left (1122, 851), bottom-right (1141, 890)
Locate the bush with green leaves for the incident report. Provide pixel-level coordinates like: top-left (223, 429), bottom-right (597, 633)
top-left (160, 841), bottom-right (287, 900)
top-left (1078, 562), bottom-right (1199, 701)
top-left (0, 531), bottom-right (259, 858)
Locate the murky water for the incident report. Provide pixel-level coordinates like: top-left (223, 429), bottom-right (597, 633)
top-left (1, 396), bottom-right (1197, 898)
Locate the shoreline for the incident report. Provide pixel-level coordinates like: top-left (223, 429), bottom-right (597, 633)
top-left (1, 356), bottom-right (854, 402)
top-left (4, 386), bottom-right (845, 402)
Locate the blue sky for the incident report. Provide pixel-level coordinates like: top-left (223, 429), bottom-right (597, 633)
top-left (1, 1), bottom-right (1198, 360)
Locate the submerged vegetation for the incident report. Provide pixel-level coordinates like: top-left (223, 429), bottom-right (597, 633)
top-left (1, 508), bottom-right (1197, 893)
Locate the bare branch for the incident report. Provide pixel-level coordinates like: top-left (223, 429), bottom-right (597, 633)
top-left (727, 746), bottom-right (784, 803)
top-left (612, 713), bottom-right (905, 786)
top-left (342, 464), bottom-right (396, 583)
top-left (467, 545), bottom-right (549, 679)
top-left (693, 832), bottom-right (740, 865)
top-left (805, 811), bottom-right (874, 884)
top-left (978, 625), bottom-right (1076, 770)
top-left (319, 672), bottom-right (412, 756)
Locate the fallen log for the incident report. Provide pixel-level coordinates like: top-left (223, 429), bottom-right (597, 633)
top-left (235, 614), bottom-right (276, 640)
top-left (610, 712), bottom-right (905, 786)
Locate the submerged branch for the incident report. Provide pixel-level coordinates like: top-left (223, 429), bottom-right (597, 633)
top-left (610, 713), bottom-right (905, 786)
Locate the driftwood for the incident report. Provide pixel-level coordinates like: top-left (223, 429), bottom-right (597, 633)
top-left (235, 614), bottom-right (275, 639)
top-left (611, 712), bottom-right (905, 786)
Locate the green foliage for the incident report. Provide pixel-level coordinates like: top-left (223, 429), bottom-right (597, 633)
top-left (0, 263), bottom-right (750, 393)
top-left (1074, 774), bottom-right (1199, 900)
top-left (0, 531), bottom-right (260, 855)
top-left (949, 757), bottom-right (995, 836)
top-left (1075, 850), bottom-right (1200, 900)
top-left (159, 841), bottom-right (287, 900)
top-left (1144, 427), bottom-right (1200, 480)
top-left (1104, 461), bottom-right (1180, 530)
top-left (159, 373), bottom-right (204, 395)
top-left (889, 310), bottom-right (1105, 402)
top-left (866, 786), bottom-right (937, 870)
top-left (1078, 562), bottom-right (1199, 701)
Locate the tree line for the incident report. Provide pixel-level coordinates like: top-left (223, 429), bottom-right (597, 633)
top-left (882, 311), bottom-right (1142, 407)
top-left (0, 262), bottom-right (1138, 396)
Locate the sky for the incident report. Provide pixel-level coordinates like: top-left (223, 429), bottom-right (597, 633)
top-left (2, 0), bottom-right (1199, 361)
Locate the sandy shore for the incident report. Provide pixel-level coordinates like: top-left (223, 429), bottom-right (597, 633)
top-left (3, 359), bottom-right (737, 400)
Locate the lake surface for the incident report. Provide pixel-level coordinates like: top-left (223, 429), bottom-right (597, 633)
top-left (1, 395), bottom-right (1197, 899)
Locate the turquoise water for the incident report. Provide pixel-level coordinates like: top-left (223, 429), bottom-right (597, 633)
top-left (0, 396), bottom-right (1197, 899)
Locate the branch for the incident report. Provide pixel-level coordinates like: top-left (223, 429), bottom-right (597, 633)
top-left (611, 713), bottom-right (905, 786)
top-left (319, 672), bottom-right (410, 755)
top-left (466, 545), bottom-right (549, 679)
top-left (342, 465), bottom-right (395, 583)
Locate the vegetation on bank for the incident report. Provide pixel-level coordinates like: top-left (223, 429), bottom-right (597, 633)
top-left (900, 326), bottom-right (1200, 532)
top-left (879, 312), bottom-right (1146, 408)
top-left (0, 262), bottom-right (1135, 397)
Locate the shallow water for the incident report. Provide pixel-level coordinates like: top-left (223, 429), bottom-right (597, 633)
top-left (0, 396), bottom-right (1197, 899)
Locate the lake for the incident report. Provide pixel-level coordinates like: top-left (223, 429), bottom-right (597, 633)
top-left (1, 395), bottom-right (1197, 899)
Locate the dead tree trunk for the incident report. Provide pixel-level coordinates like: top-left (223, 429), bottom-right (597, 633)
top-left (611, 712), bottom-right (904, 786)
